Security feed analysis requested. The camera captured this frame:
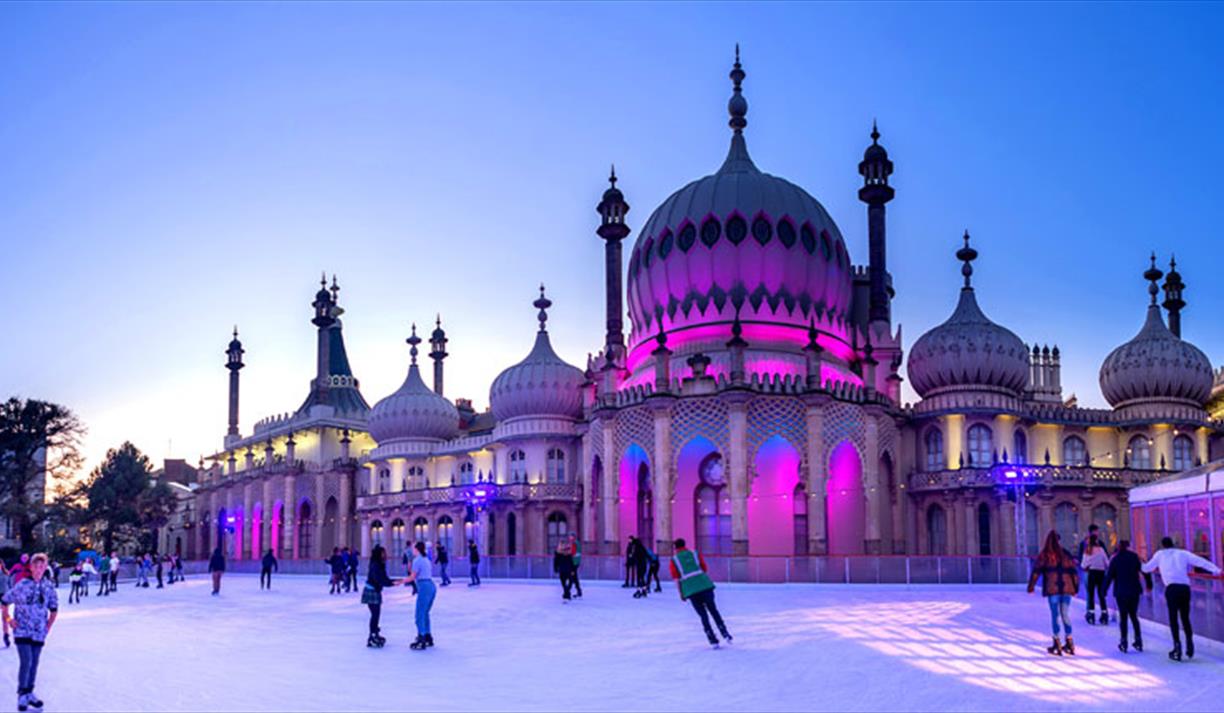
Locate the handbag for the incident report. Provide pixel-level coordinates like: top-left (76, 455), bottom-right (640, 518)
top-left (361, 584), bottom-right (381, 605)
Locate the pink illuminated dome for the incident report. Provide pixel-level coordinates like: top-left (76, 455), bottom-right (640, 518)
top-left (624, 51), bottom-right (854, 382)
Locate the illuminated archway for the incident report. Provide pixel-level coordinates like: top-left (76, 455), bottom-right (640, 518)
top-left (826, 440), bottom-right (865, 555)
top-left (749, 435), bottom-right (802, 556)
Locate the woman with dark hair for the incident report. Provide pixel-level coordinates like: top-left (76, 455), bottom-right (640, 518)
top-left (1081, 533), bottom-right (1110, 625)
top-left (1027, 530), bottom-right (1080, 656)
top-left (362, 545), bottom-right (397, 648)
top-left (404, 541), bottom-right (437, 650)
top-left (1103, 540), bottom-right (1149, 653)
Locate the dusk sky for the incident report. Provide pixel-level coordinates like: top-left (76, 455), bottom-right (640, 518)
top-left (3, 2), bottom-right (1222, 476)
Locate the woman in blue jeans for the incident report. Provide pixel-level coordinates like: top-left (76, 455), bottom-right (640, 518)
top-left (404, 541), bottom-right (436, 650)
top-left (1027, 531), bottom-right (1081, 656)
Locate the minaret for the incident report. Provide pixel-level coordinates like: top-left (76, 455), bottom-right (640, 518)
top-left (310, 273), bottom-right (337, 404)
top-left (596, 166), bottom-right (630, 364)
top-left (1163, 255), bottom-right (1185, 338)
top-left (225, 326), bottom-right (244, 444)
top-left (429, 314), bottom-right (448, 396)
top-left (858, 121), bottom-right (895, 324)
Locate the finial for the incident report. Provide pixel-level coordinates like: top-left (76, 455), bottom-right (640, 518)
top-left (1169, 254), bottom-right (1177, 272)
top-left (609, 164), bottom-right (617, 187)
top-left (233, 325), bottom-right (238, 339)
top-left (436, 313), bottom-right (442, 328)
top-left (871, 119), bottom-right (880, 144)
top-left (728, 45), bottom-right (747, 135)
top-left (330, 274), bottom-right (340, 300)
top-left (1143, 252), bottom-right (1163, 305)
top-left (533, 283), bottom-right (552, 331)
top-left (406, 323), bottom-right (421, 365)
top-left (956, 230), bottom-right (977, 289)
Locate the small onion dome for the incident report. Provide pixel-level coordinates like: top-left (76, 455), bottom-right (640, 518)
top-left (1099, 258), bottom-right (1212, 409)
top-left (489, 287), bottom-right (585, 421)
top-left (862, 121), bottom-right (889, 162)
top-left (368, 325), bottom-right (459, 444)
top-left (906, 232), bottom-right (1029, 397)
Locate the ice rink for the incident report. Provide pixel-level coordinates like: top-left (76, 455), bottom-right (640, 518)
top-left (7, 574), bottom-right (1224, 712)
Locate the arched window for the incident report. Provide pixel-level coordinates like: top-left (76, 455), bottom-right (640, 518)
top-left (297, 501), bottom-right (313, 559)
top-left (407, 466), bottom-right (423, 490)
top-left (927, 504), bottom-right (947, 555)
top-left (1172, 434), bottom-right (1195, 471)
top-left (547, 448), bottom-right (566, 483)
top-left (695, 453), bottom-right (732, 555)
top-left (459, 461), bottom-right (475, 485)
top-left (977, 503), bottom-right (991, 555)
top-left (793, 483), bottom-right (809, 555)
top-left (924, 429), bottom-right (944, 471)
top-left (1054, 502), bottom-right (1079, 549)
top-left (636, 463), bottom-right (653, 545)
top-left (378, 468), bottom-right (390, 494)
top-left (370, 520), bottom-right (385, 548)
top-left (546, 512), bottom-right (569, 552)
top-left (412, 517), bottom-right (429, 545)
top-left (390, 519), bottom-right (406, 561)
top-left (507, 512), bottom-right (518, 555)
top-left (1063, 436), bottom-right (1087, 467)
top-left (1012, 430), bottom-right (1027, 465)
top-left (1128, 435), bottom-right (1152, 470)
top-left (967, 424), bottom-right (993, 467)
top-left (1092, 503), bottom-right (1118, 551)
top-left (437, 515), bottom-right (454, 554)
top-left (509, 449), bottom-right (527, 483)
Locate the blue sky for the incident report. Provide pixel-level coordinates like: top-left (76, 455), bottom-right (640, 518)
top-left (3, 2), bottom-right (1222, 474)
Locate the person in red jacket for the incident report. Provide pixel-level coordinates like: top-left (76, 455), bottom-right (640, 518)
top-left (669, 538), bottom-right (732, 648)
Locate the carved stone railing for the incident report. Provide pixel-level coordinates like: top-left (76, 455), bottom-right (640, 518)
top-left (356, 481), bottom-right (582, 511)
top-left (907, 465), bottom-right (1165, 493)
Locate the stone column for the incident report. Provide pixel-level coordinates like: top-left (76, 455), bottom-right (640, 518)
top-left (339, 470), bottom-right (353, 548)
top-left (863, 412), bottom-right (882, 554)
top-left (803, 396), bottom-right (827, 554)
top-left (1038, 499), bottom-right (1054, 542)
top-left (946, 494), bottom-right (961, 555)
top-left (315, 474), bottom-right (327, 555)
top-left (283, 473), bottom-right (297, 558)
top-left (601, 417), bottom-right (619, 555)
top-left (964, 497), bottom-right (978, 556)
top-left (998, 493), bottom-right (1016, 555)
top-left (261, 478), bottom-right (273, 559)
top-left (360, 517), bottom-right (371, 555)
top-left (727, 396), bottom-right (750, 556)
top-left (580, 428), bottom-right (595, 549)
top-left (651, 400), bottom-right (674, 555)
top-left (242, 482), bottom-right (254, 559)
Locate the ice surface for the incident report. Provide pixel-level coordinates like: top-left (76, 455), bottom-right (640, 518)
top-left (7, 574), bottom-right (1224, 712)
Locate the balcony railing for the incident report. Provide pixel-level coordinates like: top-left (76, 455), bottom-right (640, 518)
top-left (908, 465), bottom-right (1163, 492)
top-left (357, 481), bottom-right (582, 510)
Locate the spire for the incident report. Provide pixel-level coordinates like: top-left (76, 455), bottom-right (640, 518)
top-left (596, 166), bottom-right (630, 363)
top-left (534, 284), bottom-right (552, 332)
top-left (406, 323), bottom-right (421, 366)
top-left (225, 326), bottom-right (244, 441)
top-left (871, 119), bottom-right (880, 144)
top-left (429, 314), bottom-right (448, 396)
top-left (860, 121), bottom-right (895, 323)
top-left (957, 230), bottom-right (977, 290)
top-left (718, 46), bottom-right (758, 174)
top-left (1144, 252), bottom-right (1163, 306)
top-left (1163, 254), bottom-right (1185, 338)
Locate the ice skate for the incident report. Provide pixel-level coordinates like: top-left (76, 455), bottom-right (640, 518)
top-left (25, 694), bottom-right (42, 709)
top-left (721, 630), bottom-right (733, 644)
top-left (409, 636), bottom-right (427, 650)
top-left (1099, 611), bottom-right (1109, 625)
top-left (1085, 611), bottom-right (1095, 625)
top-left (1046, 637), bottom-right (1063, 656)
top-left (1061, 636), bottom-right (1075, 656)
top-left (1118, 640), bottom-right (1128, 653)
top-left (708, 635), bottom-right (720, 649)
top-left (367, 633), bottom-right (385, 648)
top-left (424, 634), bottom-right (434, 648)
top-left (18, 694), bottom-right (28, 712)
top-left (3, 633), bottom-right (9, 648)
top-left (1186, 640), bottom-right (1195, 659)
top-left (1133, 639), bottom-right (1143, 652)
top-left (1169, 644), bottom-right (1182, 662)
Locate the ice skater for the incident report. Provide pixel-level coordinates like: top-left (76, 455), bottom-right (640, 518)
top-left (435, 542), bottom-right (451, 587)
top-left (1027, 531), bottom-right (1079, 656)
top-left (96, 556), bottom-right (110, 597)
top-left (1103, 540), bottom-right (1149, 653)
top-left (260, 549), bottom-right (278, 590)
top-left (208, 547), bottom-right (226, 596)
top-left (362, 545), bottom-right (397, 648)
top-left (325, 548), bottom-right (345, 595)
top-left (3, 553), bottom-right (57, 712)
top-left (347, 549), bottom-right (361, 593)
top-left (154, 554), bottom-right (164, 589)
top-left (1142, 536), bottom-right (1221, 661)
top-left (80, 558), bottom-right (96, 597)
top-left (567, 533), bottom-right (583, 598)
top-left (1081, 533), bottom-right (1110, 625)
top-left (67, 564), bottom-right (84, 605)
top-left (108, 553), bottom-right (119, 593)
top-left (405, 541), bottom-right (436, 650)
top-left (0, 562), bottom-right (10, 648)
top-left (670, 538), bottom-right (731, 648)
top-left (173, 555), bottom-right (184, 583)
top-left (622, 536), bottom-right (638, 588)
top-left (554, 539), bottom-right (576, 601)
top-left (467, 540), bottom-right (481, 587)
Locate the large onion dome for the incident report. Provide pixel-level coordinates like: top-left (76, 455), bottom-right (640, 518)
top-left (907, 233), bottom-right (1030, 398)
top-left (625, 50), bottom-right (853, 354)
top-left (490, 287), bottom-right (585, 422)
top-left (368, 325), bottom-right (459, 444)
top-left (1099, 258), bottom-right (1212, 410)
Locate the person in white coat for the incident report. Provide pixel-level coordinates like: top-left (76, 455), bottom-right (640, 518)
top-left (1142, 536), bottom-right (1221, 661)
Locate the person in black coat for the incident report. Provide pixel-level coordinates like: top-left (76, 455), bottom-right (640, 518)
top-left (364, 545), bottom-right (398, 647)
top-left (1103, 539), bottom-right (1151, 652)
top-left (622, 537), bottom-right (638, 588)
top-left (325, 548), bottom-right (345, 595)
top-left (207, 548), bottom-right (226, 596)
top-left (467, 541), bottom-right (481, 587)
top-left (260, 550), bottom-right (278, 591)
top-left (436, 543), bottom-right (451, 586)
top-left (347, 549), bottom-right (360, 593)
top-left (553, 542), bottom-right (577, 601)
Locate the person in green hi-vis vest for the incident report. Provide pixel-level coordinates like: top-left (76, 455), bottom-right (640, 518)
top-left (669, 538), bottom-right (733, 648)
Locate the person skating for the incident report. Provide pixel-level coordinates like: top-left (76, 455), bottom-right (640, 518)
top-left (3, 553), bottom-right (57, 711)
top-left (67, 564), bottom-right (83, 605)
top-left (10, 555), bottom-right (29, 585)
top-left (467, 540), bottom-right (481, 587)
top-left (553, 539), bottom-right (576, 601)
top-left (108, 553), bottom-right (119, 593)
top-left (96, 555), bottom-right (110, 597)
top-left (568, 533), bottom-right (583, 598)
top-left (340, 548), bottom-right (354, 593)
top-left (208, 547), bottom-right (226, 596)
top-left (1081, 533), bottom-right (1110, 625)
top-left (1027, 530), bottom-right (1080, 656)
top-left (173, 555), bottom-right (184, 583)
top-left (80, 558), bottom-right (96, 597)
top-left (405, 541), bottom-right (437, 650)
top-left (622, 536), bottom-right (638, 588)
top-left (325, 548), bottom-right (345, 595)
top-left (349, 549), bottom-right (362, 593)
top-left (0, 562), bottom-right (10, 648)
top-left (154, 554), bottom-right (164, 589)
top-left (362, 545), bottom-right (398, 648)
top-left (260, 550), bottom-right (278, 590)
top-left (646, 544), bottom-right (662, 593)
top-left (435, 542), bottom-right (451, 587)
top-left (1142, 536), bottom-right (1221, 661)
top-left (1103, 540), bottom-right (1150, 653)
top-left (632, 538), bottom-right (649, 593)
top-left (670, 538), bottom-right (732, 648)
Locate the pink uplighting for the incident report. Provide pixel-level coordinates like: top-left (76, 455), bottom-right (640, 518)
top-left (748, 435), bottom-right (802, 556)
top-left (826, 440), bottom-right (865, 555)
